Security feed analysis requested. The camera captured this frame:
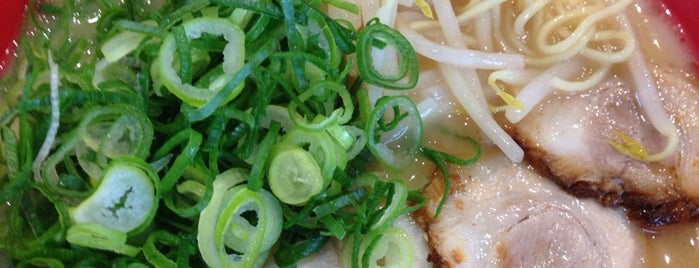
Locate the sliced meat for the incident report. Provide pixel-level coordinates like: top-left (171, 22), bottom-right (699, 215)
top-left (417, 150), bottom-right (643, 268)
top-left (511, 71), bottom-right (699, 226)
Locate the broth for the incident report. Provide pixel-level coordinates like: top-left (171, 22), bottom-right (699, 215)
top-left (644, 223), bottom-right (699, 266)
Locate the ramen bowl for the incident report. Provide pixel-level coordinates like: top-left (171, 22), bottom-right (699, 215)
top-left (0, 0), bottom-right (698, 267)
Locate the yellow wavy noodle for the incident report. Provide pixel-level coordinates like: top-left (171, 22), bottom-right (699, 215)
top-left (497, 0), bottom-right (634, 66)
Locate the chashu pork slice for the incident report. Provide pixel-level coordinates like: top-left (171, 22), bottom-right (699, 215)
top-left (417, 150), bottom-right (643, 267)
top-left (511, 71), bottom-right (699, 226)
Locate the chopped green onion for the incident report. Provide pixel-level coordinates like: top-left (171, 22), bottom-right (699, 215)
top-left (143, 231), bottom-right (194, 267)
top-left (287, 80), bottom-right (354, 131)
top-left (247, 121), bottom-right (281, 191)
top-left (368, 180), bottom-right (408, 231)
top-left (274, 235), bottom-right (329, 267)
top-left (41, 104), bottom-right (153, 195)
top-left (324, 0), bottom-right (360, 14)
top-left (422, 139), bottom-right (481, 217)
top-left (158, 17), bottom-right (245, 107)
top-left (185, 37), bottom-right (275, 122)
top-left (365, 96), bottom-right (423, 169)
top-left (197, 168), bottom-right (246, 268)
top-left (198, 169), bottom-right (282, 268)
top-left (152, 129), bottom-right (203, 193)
top-left (163, 160), bottom-right (214, 218)
top-left (102, 21), bottom-right (155, 62)
top-left (0, 2), bottom-right (476, 267)
top-left (356, 20), bottom-right (419, 90)
top-left (114, 19), bottom-right (164, 36)
top-left (267, 144), bottom-right (325, 205)
top-left (71, 158), bottom-right (158, 234)
top-left (281, 127), bottom-right (347, 180)
top-left (362, 227), bottom-right (415, 268)
top-left (66, 223), bottom-right (141, 257)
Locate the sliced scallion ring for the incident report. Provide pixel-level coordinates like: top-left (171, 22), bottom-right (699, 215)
top-left (198, 168), bottom-right (282, 267)
top-left (281, 127), bottom-right (347, 181)
top-left (357, 20), bottom-right (419, 90)
top-left (365, 96), bottom-right (423, 169)
top-left (101, 21), bottom-right (156, 63)
top-left (71, 158), bottom-right (159, 235)
top-left (158, 17), bottom-right (245, 107)
top-left (340, 226), bottom-right (416, 268)
top-left (267, 143), bottom-right (324, 205)
top-left (369, 180), bottom-right (408, 231)
top-left (287, 80), bottom-right (354, 131)
top-left (362, 227), bottom-right (415, 267)
top-left (217, 185), bottom-right (282, 254)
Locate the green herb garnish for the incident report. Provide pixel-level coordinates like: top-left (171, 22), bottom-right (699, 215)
top-left (0, 1), bottom-right (480, 267)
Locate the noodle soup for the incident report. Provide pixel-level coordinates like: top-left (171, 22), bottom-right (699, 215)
top-left (2, 0), bottom-right (699, 267)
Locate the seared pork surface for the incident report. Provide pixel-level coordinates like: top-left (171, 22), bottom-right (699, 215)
top-left (418, 150), bottom-right (643, 267)
top-left (511, 72), bottom-right (699, 226)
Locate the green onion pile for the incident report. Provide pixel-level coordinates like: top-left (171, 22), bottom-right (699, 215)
top-left (0, 0), bottom-right (480, 267)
